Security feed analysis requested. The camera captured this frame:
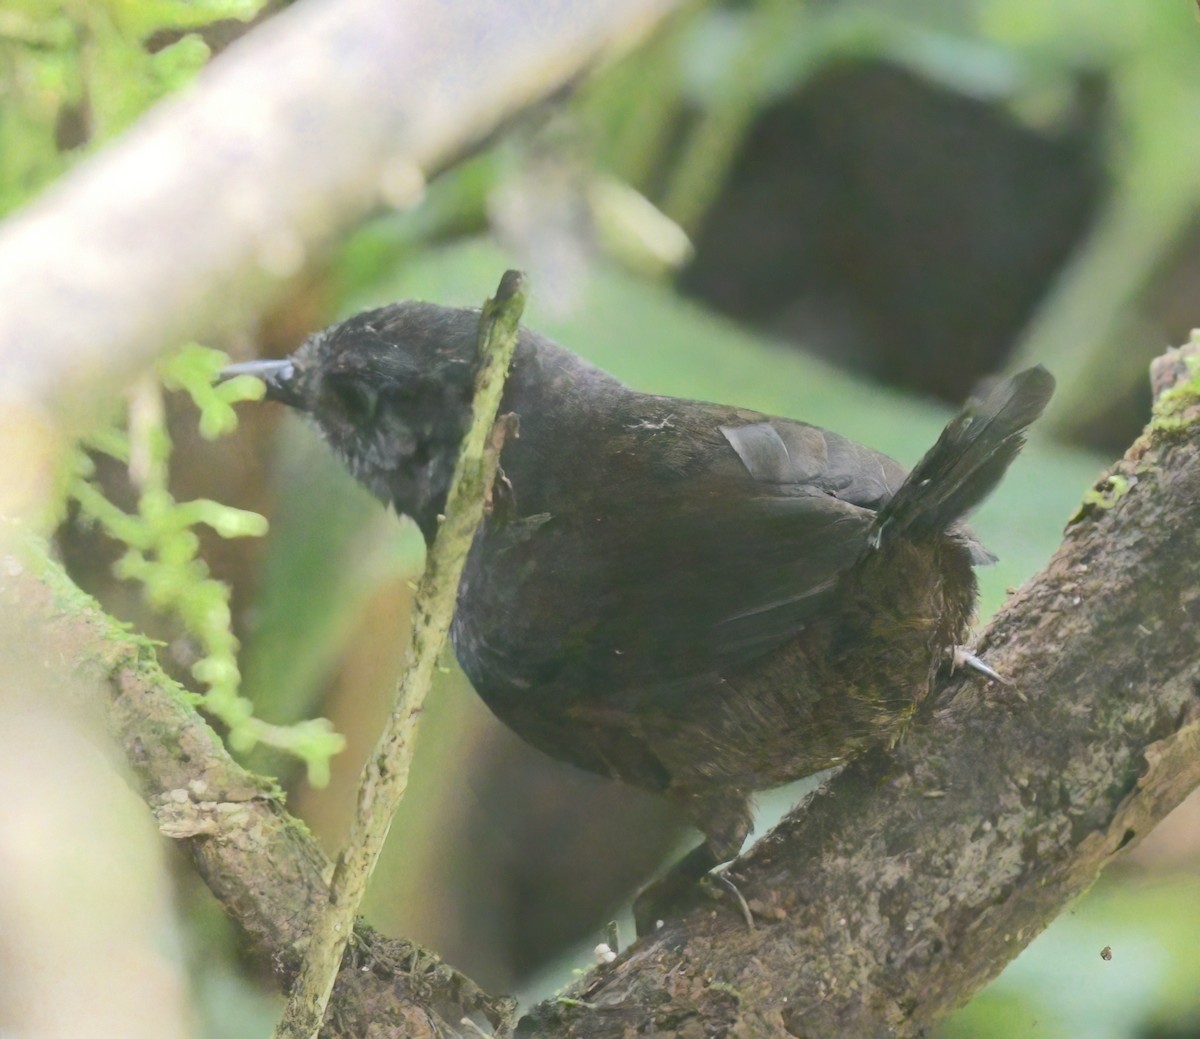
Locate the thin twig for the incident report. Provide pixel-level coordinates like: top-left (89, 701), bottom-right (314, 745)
top-left (272, 270), bottom-right (528, 1039)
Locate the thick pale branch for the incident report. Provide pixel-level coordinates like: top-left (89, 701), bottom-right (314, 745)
top-left (0, 0), bottom-right (681, 427)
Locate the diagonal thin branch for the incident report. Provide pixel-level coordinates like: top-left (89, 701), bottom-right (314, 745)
top-left (274, 271), bottom-right (527, 1039)
top-left (11, 345), bottom-right (1198, 1039)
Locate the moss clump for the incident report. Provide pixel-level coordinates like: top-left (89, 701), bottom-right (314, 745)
top-left (1150, 342), bottom-right (1200, 435)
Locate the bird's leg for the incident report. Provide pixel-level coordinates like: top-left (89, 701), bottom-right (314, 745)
top-left (633, 789), bottom-right (752, 936)
top-left (633, 841), bottom-right (721, 936)
top-left (714, 870), bottom-right (755, 931)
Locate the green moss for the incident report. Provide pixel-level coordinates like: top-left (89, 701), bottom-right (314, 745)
top-left (1081, 474), bottom-right (1132, 510)
top-left (1069, 472), bottom-right (1135, 525)
top-left (1150, 348), bottom-right (1200, 434)
top-left (1, 2), bottom-right (267, 217)
top-left (707, 980), bottom-right (744, 1003)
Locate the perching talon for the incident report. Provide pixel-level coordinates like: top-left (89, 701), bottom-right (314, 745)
top-left (952, 645), bottom-right (1007, 684)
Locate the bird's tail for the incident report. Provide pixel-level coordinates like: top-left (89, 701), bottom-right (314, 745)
top-left (869, 366), bottom-right (1055, 547)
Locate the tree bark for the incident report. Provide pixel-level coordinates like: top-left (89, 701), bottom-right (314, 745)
top-left (520, 349), bottom-right (1200, 1038)
top-left (8, 347), bottom-right (1197, 1038)
top-left (5, 550), bottom-right (516, 1037)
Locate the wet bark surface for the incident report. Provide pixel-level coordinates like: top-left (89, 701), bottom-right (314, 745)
top-left (7, 358), bottom-right (1197, 1038)
top-left (519, 374), bottom-right (1200, 1038)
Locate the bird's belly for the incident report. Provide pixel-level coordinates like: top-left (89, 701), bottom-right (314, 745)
top-left (673, 537), bottom-right (978, 788)
top-left (453, 529), bottom-right (977, 795)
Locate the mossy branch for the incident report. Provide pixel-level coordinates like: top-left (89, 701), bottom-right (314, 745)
top-left (516, 344), bottom-right (1200, 1039)
top-left (9, 336), bottom-right (1200, 1038)
top-left (1, 539), bottom-right (510, 1037)
top-left (272, 270), bottom-right (528, 1039)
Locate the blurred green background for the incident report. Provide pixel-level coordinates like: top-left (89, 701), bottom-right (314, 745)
top-left (7, 0), bottom-right (1200, 1036)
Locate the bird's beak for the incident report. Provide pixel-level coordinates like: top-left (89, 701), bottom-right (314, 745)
top-left (218, 359), bottom-right (304, 409)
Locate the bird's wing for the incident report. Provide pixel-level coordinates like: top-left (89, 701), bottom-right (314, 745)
top-left (719, 418), bottom-right (906, 511)
top-left (463, 412), bottom-right (913, 698)
top-left (692, 417), bottom-right (905, 663)
top-left (580, 414), bottom-right (910, 678)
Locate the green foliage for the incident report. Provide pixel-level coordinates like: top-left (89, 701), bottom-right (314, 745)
top-left (942, 874), bottom-right (1200, 1039)
top-left (69, 345), bottom-right (345, 787)
top-left (160, 343), bottom-right (265, 441)
top-left (2, 0), bottom-right (348, 783)
top-left (0, 0), bottom-right (265, 215)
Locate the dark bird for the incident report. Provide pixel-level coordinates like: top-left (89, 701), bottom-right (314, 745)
top-left (222, 302), bottom-right (1053, 932)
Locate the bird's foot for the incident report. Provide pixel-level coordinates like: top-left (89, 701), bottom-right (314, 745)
top-left (711, 870), bottom-right (755, 932)
top-left (633, 842), bottom-right (718, 936)
top-left (951, 645), bottom-right (1008, 684)
top-left (633, 844), bottom-right (756, 936)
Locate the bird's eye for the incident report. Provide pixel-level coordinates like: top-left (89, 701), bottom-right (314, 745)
top-left (328, 378), bottom-right (378, 424)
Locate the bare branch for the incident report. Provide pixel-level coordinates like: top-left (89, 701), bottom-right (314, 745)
top-left (0, 0), bottom-right (681, 428)
top-left (275, 271), bottom-right (527, 1039)
top-left (12, 348), bottom-right (1198, 1037)
top-left (518, 352), bottom-right (1200, 1038)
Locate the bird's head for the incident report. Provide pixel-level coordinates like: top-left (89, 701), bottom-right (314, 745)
top-left (222, 301), bottom-right (483, 541)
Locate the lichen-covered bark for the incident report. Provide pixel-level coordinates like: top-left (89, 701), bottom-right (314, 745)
top-left (275, 273), bottom-right (527, 1039)
top-left (3, 551), bottom-right (512, 1038)
top-left (519, 374), bottom-right (1200, 1038)
top-left (7, 357), bottom-right (1197, 1039)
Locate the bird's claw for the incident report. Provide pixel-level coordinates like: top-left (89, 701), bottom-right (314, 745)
top-left (952, 645), bottom-right (1007, 683)
top-left (712, 871), bottom-right (755, 932)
